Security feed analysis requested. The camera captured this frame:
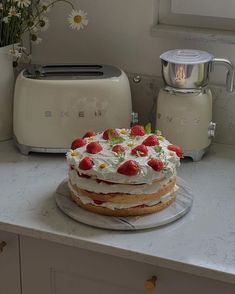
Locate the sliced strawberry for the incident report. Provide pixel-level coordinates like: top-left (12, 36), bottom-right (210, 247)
top-left (147, 159), bottom-right (164, 171)
top-left (77, 172), bottom-right (91, 179)
top-left (93, 199), bottom-right (104, 205)
top-left (130, 125), bottom-right (146, 136)
top-left (79, 157), bottom-right (94, 170)
top-left (112, 144), bottom-right (125, 153)
top-left (117, 160), bottom-right (139, 176)
top-left (142, 134), bottom-right (159, 146)
top-left (86, 141), bottom-right (103, 154)
top-left (71, 138), bottom-right (86, 150)
top-left (167, 144), bottom-right (183, 158)
top-left (102, 128), bottom-right (119, 140)
top-left (82, 131), bottom-right (96, 139)
top-left (131, 144), bottom-right (148, 157)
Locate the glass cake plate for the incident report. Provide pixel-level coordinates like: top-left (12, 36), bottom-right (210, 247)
top-left (55, 177), bottom-right (193, 230)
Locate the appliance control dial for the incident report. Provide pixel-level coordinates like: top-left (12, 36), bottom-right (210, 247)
top-left (131, 112), bottom-right (139, 125)
top-left (208, 121), bottom-right (216, 138)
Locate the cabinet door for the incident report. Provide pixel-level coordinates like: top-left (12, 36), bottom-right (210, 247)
top-left (20, 236), bottom-right (235, 294)
top-left (0, 230), bottom-right (21, 294)
top-left (21, 236), bottom-right (150, 294)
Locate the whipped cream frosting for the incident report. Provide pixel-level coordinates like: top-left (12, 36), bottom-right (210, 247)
top-left (66, 129), bottom-right (180, 184)
top-left (69, 182), bottom-right (178, 210)
top-left (69, 169), bottom-right (175, 195)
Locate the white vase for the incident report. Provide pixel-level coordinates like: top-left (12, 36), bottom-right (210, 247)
top-left (0, 45), bottom-right (14, 141)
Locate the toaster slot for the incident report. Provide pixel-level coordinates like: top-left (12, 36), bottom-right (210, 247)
top-left (23, 64), bottom-right (122, 79)
top-left (41, 71), bottom-right (103, 78)
top-left (44, 65), bottom-right (103, 71)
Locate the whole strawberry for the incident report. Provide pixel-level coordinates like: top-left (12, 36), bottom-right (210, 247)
top-left (117, 160), bottom-right (139, 176)
top-left (112, 144), bottom-right (125, 153)
top-left (83, 131), bottom-right (96, 139)
top-left (79, 157), bottom-right (94, 170)
top-left (142, 134), bottom-right (159, 146)
top-left (86, 141), bottom-right (103, 154)
top-left (71, 138), bottom-right (86, 150)
top-left (131, 144), bottom-right (148, 157)
top-left (103, 129), bottom-right (119, 140)
top-left (147, 159), bottom-right (164, 171)
top-left (130, 125), bottom-right (146, 136)
top-left (167, 144), bottom-right (183, 158)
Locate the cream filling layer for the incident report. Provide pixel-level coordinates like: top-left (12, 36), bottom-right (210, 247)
top-left (69, 169), bottom-right (175, 195)
top-left (69, 182), bottom-right (178, 210)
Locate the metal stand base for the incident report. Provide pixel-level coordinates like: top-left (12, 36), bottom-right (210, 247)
top-left (13, 135), bottom-right (68, 155)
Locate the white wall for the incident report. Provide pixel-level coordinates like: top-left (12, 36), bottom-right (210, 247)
top-left (32, 0), bottom-right (235, 86)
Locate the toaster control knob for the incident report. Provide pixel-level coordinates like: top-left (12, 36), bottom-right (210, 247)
top-left (208, 121), bottom-right (216, 138)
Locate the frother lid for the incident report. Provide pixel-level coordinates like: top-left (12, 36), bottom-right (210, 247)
top-left (160, 49), bottom-right (214, 64)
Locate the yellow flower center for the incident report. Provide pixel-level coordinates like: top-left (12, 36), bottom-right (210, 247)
top-left (120, 129), bottom-right (128, 135)
top-left (157, 135), bottom-right (165, 141)
top-left (71, 150), bottom-right (80, 157)
top-left (127, 143), bottom-right (135, 148)
top-left (99, 163), bottom-right (108, 169)
top-left (74, 15), bottom-right (82, 24)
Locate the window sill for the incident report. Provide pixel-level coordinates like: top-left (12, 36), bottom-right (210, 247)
top-left (151, 24), bottom-right (235, 44)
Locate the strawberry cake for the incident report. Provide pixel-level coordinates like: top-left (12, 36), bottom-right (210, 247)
top-left (66, 125), bottom-right (183, 217)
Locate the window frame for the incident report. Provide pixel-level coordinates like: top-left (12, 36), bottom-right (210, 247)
top-left (151, 0), bottom-right (235, 42)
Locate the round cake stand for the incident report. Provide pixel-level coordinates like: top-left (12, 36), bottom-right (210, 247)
top-left (55, 177), bottom-right (193, 231)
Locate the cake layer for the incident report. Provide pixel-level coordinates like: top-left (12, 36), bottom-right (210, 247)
top-left (68, 177), bottom-right (177, 203)
top-left (70, 189), bottom-right (176, 216)
top-left (69, 169), bottom-right (175, 195)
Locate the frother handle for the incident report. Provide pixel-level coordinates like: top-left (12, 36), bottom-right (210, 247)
top-left (212, 58), bottom-right (234, 92)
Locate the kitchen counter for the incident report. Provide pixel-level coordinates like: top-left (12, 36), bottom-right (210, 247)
top-left (0, 141), bottom-right (235, 284)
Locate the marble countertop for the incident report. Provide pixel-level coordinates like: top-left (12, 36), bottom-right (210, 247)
top-left (0, 141), bottom-right (235, 284)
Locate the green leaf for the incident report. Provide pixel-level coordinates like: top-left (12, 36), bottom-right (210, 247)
top-left (154, 146), bottom-right (162, 153)
top-left (145, 123), bottom-right (152, 134)
top-left (108, 131), bottom-right (125, 146)
top-left (116, 152), bottom-right (126, 162)
top-left (155, 129), bottom-right (162, 136)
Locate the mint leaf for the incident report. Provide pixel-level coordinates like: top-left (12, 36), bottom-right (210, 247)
top-left (154, 146), bottom-right (162, 153)
top-left (116, 152), bottom-right (125, 162)
top-left (145, 123), bottom-right (152, 134)
top-left (108, 129), bottom-right (114, 140)
top-left (108, 136), bottom-right (125, 146)
top-left (155, 129), bottom-right (162, 136)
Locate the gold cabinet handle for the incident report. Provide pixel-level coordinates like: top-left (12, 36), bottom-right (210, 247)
top-left (144, 276), bottom-right (157, 291)
top-left (0, 241), bottom-right (7, 253)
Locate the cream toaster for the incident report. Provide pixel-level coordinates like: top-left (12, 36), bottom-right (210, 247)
top-left (13, 65), bottom-right (132, 155)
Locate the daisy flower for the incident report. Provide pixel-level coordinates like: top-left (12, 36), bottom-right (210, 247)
top-left (40, 1), bottom-right (51, 13)
top-left (31, 25), bottom-right (39, 34)
top-left (39, 16), bottom-right (50, 31)
top-left (15, 0), bottom-right (31, 8)
top-left (8, 7), bottom-right (21, 17)
top-left (68, 10), bottom-right (88, 30)
top-left (3, 17), bottom-right (9, 23)
top-left (9, 48), bottom-right (22, 58)
top-left (31, 34), bottom-right (42, 45)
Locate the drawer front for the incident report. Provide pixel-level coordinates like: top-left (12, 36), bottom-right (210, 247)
top-left (21, 236), bottom-right (235, 294)
top-left (0, 230), bottom-right (21, 294)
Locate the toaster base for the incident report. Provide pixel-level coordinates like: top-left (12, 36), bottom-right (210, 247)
top-left (13, 136), bottom-right (68, 155)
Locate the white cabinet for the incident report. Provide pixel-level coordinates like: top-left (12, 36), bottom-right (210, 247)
top-left (20, 236), bottom-right (235, 294)
top-left (0, 230), bottom-right (21, 294)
